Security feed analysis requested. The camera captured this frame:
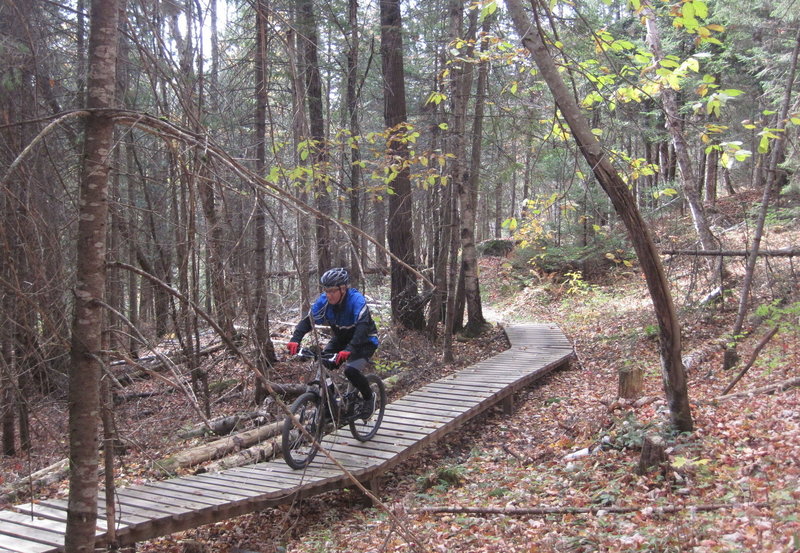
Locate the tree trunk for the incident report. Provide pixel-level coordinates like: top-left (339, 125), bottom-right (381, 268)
top-left (253, 0), bottom-right (277, 405)
top-left (380, 0), bottom-right (425, 330)
top-left (346, 0), bottom-right (367, 273)
top-left (298, 0), bottom-right (332, 276)
top-left (730, 27), bottom-right (800, 342)
top-left (642, 4), bottom-right (723, 279)
top-left (461, 14), bottom-right (491, 337)
top-left (287, 27), bottom-right (313, 310)
top-left (506, 0), bottom-right (693, 431)
top-left (442, 0), bottom-right (474, 359)
top-left (66, 0), bottom-right (120, 550)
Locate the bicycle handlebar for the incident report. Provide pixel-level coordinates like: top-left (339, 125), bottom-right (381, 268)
top-left (295, 347), bottom-right (338, 364)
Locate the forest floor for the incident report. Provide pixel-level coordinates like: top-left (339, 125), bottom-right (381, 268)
top-left (1, 189), bottom-right (799, 552)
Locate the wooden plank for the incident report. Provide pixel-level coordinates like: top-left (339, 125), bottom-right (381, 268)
top-left (0, 530), bottom-right (54, 553)
top-left (25, 498), bottom-right (143, 529)
top-left (190, 472), bottom-right (289, 495)
top-left (137, 480), bottom-right (230, 507)
top-left (356, 430), bottom-right (418, 448)
top-left (390, 397), bottom-right (469, 413)
top-left (229, 464), bottom-right (309, 480)
top-left (375, 419), bottom-right (440, 437)
top-left (401, 390), bottom-right (493, 407)
top-left (115, 486), bottom-right (220, 512)
top-left (232, 465), bottom-right (345, 495)
top-left (190, 470), bottom-right (288, 491)
top-left (390, 397), bottom-right (477, 414)
top-left (326, 441), bottom-right (402, 461)
top-left (427, 377), bottom-right (509, 390)
top-left (167, 476), bottom-right (271, 501)
top-left (416, 381), bottom-right (503, 396)
top-left (380, 408), bottom-right (455, 425)
top-left (101, 490), bottom-right (187, 520)
top-left (314, 452), bottom-right (377, 471)
top-left (190, 472), bottom-right (293, 494)
top-left (390, 401), bottom-right (480, 420)
top-left (11, 500), bottom-right (126, 531)
top-left (138, 480), bottom-right (245, 503)
top-left (0, 511), bottom-right (66, 536)
top-left (0, 516), bottom-right (64, 547)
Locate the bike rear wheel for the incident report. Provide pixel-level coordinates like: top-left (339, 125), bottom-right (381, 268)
top-left (349, 374), bottom-right (386, 442)
top-left (282, 392), bottom-right (324, 469)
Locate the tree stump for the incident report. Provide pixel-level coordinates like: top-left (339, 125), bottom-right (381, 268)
top-left (618, 366), bottom-right (643, 399)
top-left (637, 434), bottom-right (667, 475)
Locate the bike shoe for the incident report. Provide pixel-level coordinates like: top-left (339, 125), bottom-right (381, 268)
top-left (358, 395), bottom-right (376, 421)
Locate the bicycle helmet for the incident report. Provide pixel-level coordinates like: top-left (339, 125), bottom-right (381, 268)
top-left (320, 267), bottom-right (350, 287)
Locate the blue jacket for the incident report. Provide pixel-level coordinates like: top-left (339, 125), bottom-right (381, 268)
top-left (291, 288), bottom-right (379, 351)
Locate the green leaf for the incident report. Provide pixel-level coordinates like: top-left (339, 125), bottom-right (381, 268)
top-left (502, 217), bottom-right (518, 231)
top-left (758, 135), bottom-right (770, 154)
top-left (480, 0), bottom-right (497, 23)
top-left (693, 0), bottom-right (708, 19)
top-left (438, 122), bottom-right (449, 130)
top-left (720, 89), bottom-right (744, 97)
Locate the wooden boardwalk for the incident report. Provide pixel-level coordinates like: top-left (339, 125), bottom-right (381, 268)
top-left (0, 323), bottom-right (573, 552)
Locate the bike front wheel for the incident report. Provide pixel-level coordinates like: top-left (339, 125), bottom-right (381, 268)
top-left (349, 374), bottom-right (386, 442)
top-left (282, 392), bottom-right (324, 469)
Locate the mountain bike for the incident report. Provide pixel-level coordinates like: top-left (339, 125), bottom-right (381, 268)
top-left (281, 347), bottom-right (386, 470)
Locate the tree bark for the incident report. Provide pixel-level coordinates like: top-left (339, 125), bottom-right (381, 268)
top-left (298, 0), bottom-right (332, 275)
top-left (157, 422), bottom-right (282, 472)
top-left (442, 0), bottom-right (474, 358)
top-left (642, 4), bottom-right (723, 280)
top-left (66, 0), bottom-right (120, 550)
top-left (346, 0), bottom-right (367, 274)
top-left (730, 27), bottom-right (800, 340)
top-left (380, 0), bottom-right (425, 330)
top-left (506, 0), bottom-right (693, 431)
top-left (253, 0), bottom-right (277, 405)
top-left (461, 14), bottom-right (491, 337)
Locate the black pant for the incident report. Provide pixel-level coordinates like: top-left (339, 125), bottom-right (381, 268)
top-left (323, 340), bottom-right (377, 400)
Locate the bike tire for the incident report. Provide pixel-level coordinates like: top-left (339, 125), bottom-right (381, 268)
top-left (282, 392), bottom-right (324, 469)
top-left (349, 374), bottom-right (386, 442)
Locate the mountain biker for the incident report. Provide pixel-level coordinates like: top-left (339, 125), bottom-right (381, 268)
top-left (287, 267), bottom-right (379, 419)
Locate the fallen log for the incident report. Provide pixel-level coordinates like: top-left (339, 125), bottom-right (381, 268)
top-left (714, 376), bottom-right (800, 401)
top-left (661, 247), bottom-right (800, 257)
top-left (0, 459), bottom-right (70, 504)
top-left (178, 411), bottom-right (269, 439)
top-left (156, 421), bottom-right (282, 473)
top-left (410, 500), bottom-right (789, 517)
top-left (196, 439), bottom-right (279, 473)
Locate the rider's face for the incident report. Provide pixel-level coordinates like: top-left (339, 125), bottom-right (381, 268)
top-left (324, 285), bottom-right (345, 305)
